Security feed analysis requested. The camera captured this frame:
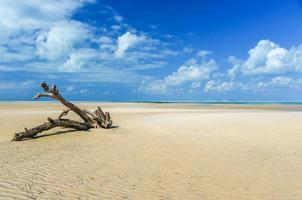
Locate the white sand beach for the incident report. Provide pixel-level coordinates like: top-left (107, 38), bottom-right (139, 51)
top-left (0, 102), bottom-right (302, 199)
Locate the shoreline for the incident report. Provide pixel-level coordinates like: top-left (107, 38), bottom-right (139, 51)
top-left (2, 101), bottom-right (302, 111)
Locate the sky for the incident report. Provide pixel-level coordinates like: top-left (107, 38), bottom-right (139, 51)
top-left (1, 0), bottom-right (302, 101)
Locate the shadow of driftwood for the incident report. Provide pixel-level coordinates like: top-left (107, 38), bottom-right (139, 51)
top-left (33, 129), bottom-right (90, 139)
top-left (106, 125), bottom-right (119, 129)
top-left (30, 125), bottom-right (120, 140)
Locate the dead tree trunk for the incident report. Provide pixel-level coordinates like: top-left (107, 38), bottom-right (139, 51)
top-left (12, 82), bottom-right (113, 141)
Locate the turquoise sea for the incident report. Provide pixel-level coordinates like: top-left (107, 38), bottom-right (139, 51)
top-left (1, 101), bottom-right (302, 105)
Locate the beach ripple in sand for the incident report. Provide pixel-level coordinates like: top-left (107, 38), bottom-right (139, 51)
top-left (0, 103), bottom-right (302, 199)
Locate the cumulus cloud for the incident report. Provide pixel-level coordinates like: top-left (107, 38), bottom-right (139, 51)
top-left (140, 39), bottom-right (302, 95)
top-left (228, 40), bottom-right (302, 76)
top-left (0, 0), bottom-right (92, 41)
top-left (139, 52), bottom-right (217, 94)
top-left (204, 75), bottom-right (300, 93)
top-left (197, 50), bottom-right (211, 57)
top-left (0, 80), bottom-right (35, 91)
top-left (204, 80), bottom-right (244, 92)
top-left (0, 0), bottom-right (94, 73)
top-left (114, 32), bottom-right (146, 58)
top-left (256, 76), bottom-right (296, 90)
top-left (227, 56), bottom-right (242, 78)
top-left (36, 20), bottom-right (91, 60)
top-left (60, 48), bottom-right (97, 72)
top-left (271, 76), bottom-right (293, 86)
top-left (114, 15), bottom-right (123, 23)
top-left (4, 1), bottom-right (301, 98)
top-left (0, 0), bottom-right (181, 86)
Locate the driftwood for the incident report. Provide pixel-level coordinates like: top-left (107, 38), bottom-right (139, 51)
top-left (12, 82), bottom-right (112, 141)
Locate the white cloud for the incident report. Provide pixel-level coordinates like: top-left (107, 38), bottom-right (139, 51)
top-left (80, 89), bottom-right (89, 94)
top-left (36, 20), bottom-right (91, 60)
top-left (98, 36), bottom-right (113, 44)
top-left (271, 76), bottom-right (292, 86)
top-left (66, 85), bottom-right (74, 92)
top-left (204, 75), bottom-right (300, 93)
top-left (68, 68), bottom-right (143, 83)
top-left (165, 60), bottom-right (215, 85)
top-left (191, 81), bottom-right (201, 89)
top-left (114, 15), bottom-right (123, 23)
top-left (228, 40), bottom-right (302, 76)
top-left (227, 56), bottom-right (242, 78)
top-left (0, 0), bottom-right (95, 72)
top-left (0, 80), bottom-right (35, 91)
top-left (114, 32), bottom-right (146, 58)
top-left (60, 49), bottom-right (96, 72)
top-left (140, 53), bottom-right (217, 94)
top-left (204, 80), bottom-right (244, 92)
top-left (138, 39), bottom-right (302, 95)
top-left (249, 76), bottom-right (295, 91)
top-left (0, 0), bottom-right (181, 86)
top-left (3, 2), bottom-right (302, 98)
top-left (111, 25), bottom-right (121, 31)
top-left (197, 50), bottom-right (211, 57)
top-left (0, 0), bottom-right (92, 42)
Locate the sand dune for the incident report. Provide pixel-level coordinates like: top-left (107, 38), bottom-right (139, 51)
top-left (0, 102), bottom-right (302, 199)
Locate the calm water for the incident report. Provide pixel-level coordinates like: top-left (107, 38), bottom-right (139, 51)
top-left (108, 101), bottom-right (302, 105)
top-left (1, 101), bottom-right (302, 105)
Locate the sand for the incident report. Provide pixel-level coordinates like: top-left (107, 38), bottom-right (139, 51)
top-left (0, 102), bottom-right (302, 200)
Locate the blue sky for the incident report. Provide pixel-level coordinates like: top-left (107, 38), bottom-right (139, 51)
top-left (1, 0), bottom-right (302, 101)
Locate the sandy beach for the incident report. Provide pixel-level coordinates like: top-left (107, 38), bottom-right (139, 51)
top-left (0, 102), bottom-right (302, 200)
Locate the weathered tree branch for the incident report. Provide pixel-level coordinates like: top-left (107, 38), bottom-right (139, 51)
top-left (12, 118), bottom-right (90, 141)
top-left (95, 106), bottom-right (112, 128)
top-left (58, 109), bottom-right (71, 119)
top-left (33, 82), bottom-right (94, 124)
top-left (12, 82), bottom-right (113, 141)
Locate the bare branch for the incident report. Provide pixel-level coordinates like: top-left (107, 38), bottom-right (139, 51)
top-left (83, 109), bottom-right (97, 118)
top-left (12, 119), bottom-right (90, 141)
top-left (33, 93), bottom-right (53, 100)
top-left (33, 82), bottom-right (93, 124)
top-left (58, 109), bottom-right (71, 119)
top-left (41, 81), bottom-right (49, 92)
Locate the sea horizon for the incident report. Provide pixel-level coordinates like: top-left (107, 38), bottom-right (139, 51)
top-left (1, 100), bottom-right (302, 105)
